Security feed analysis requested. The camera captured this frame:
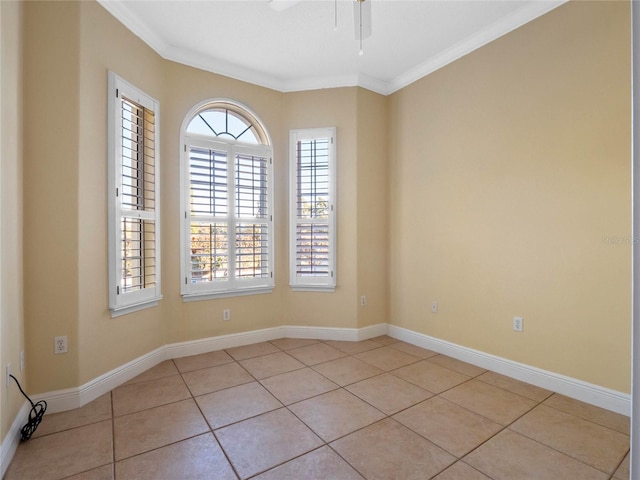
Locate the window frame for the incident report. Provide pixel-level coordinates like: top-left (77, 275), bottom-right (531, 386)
top-left (289, 127), bottom-right (337, 292)
top-left (107, 72), bottom-right (162, 316)
top-left (180, 99), bottom-right (274, 301)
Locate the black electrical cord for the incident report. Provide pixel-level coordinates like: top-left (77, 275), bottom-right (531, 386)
top-left (8, 374), bottom-right (47, 441)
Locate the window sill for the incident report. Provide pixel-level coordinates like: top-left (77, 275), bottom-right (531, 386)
top-left (182, 287), bottom-right (273, 302)
top-left (290, 285), bottom-right (336, 293)
top-left (110, 296), bottom-right (162, 318)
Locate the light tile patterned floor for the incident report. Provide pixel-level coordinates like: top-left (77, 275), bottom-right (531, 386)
top-left (5, 336), bottom-right (631, 480)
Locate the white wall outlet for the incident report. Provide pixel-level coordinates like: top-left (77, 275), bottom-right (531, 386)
top-left (6, 363), bottom-right (11, 387)
top-left (223, 309), bottom-right (231, 321)
top-left (513, 316), bottom-right (524, 332)
top-left (20, 351), bottom-right (24, 372)
top-left (431, 301), bottom-right (438, 313)
top-left (360, 295), bottom-right (367, 306)
top-left (54, 335), bottom-right (68, 354)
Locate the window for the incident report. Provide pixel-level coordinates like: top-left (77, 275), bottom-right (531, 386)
top-left (289, 128), bottom-right (337, 291)
top-left (181, 101), bottom-right (273, 300)
top-left (108, 72), bottom-right (161, 316)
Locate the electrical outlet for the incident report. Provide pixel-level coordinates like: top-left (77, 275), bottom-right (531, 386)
top-left (431, 301), bottom-right (438, 313)
top-left (360, 295), bottom-right (367, 306)
top-left (6, 363), bottom-right (11, 387)
top-left (513, 317), bottom-right (524, 332)
top-left (223, 309), bottom-right (231, 321)
top-left (54, 336), bottom-right (68, 354)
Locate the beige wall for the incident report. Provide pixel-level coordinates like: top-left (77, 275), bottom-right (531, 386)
top-left (389, 0), bottom-right (631, 392)
top-left (1, 0), bottom-right (26, 446)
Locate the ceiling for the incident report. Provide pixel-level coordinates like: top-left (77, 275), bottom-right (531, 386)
top-left (98, 0), bottom-right (566, 96)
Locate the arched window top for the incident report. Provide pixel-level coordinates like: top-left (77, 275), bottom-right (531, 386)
top-left (185, 101), bottom-right (269, 146)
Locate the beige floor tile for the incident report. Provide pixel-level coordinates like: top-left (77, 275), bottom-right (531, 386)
top-left (441, 379), bottom-right (537, 425)
top-left (388, 341), bottom-right (439, 359)
top-left (173, 349), bottom-right (234, 373)
top-left (112, 374), bottom-right (191, 416)
top-left (33, 393), bottom-right (112, 438)
top-left (432, 462), bottom-right (491, 480)
top-left (347, 373), bottom-right (432, 415)
top-left (288, 389), bottom-right (385, 442)
top-left (239, 351), bottom-right (305, 379)
top-left (394, 396), bottom-right (502, 457)
top-left (355, 346), bottom-right (420, 371)
top-left (369, 335), bottom-right (399, 346)
top-left (465, 429), bottom-right (609, 480)
top-left (216, 408), bottom-right (322, 479)
top-left (477, 371), bottom-right (552, 402)
top-left (115, 433), bottom-right (236, 480)
top-left (544, 393), bottom-right (630, 434)
top-left (260, 367), bottom-right (338, 405)
top-left (613, 451), bottom-right (630, 479)
top-left (123, 360), bottom-right (179, 385)
top-left (324, 339), bottom-right (381, 355)
top-left (510, 404), bottom-right (629, 473)
top-left (196, 381), bottom-right (282, 429)
top-left (312, 356), bottom-right (384, 386)
top-left (392, 360), bottom-right (470, 393)
top-left (269, 338), bottom-right (319, 350)
top-left (65, 464), bottom-right (114, 480)
top-left (5, 420), bottom-right (113, 480)
top-left (113, 399), bottom-right (209, 461)
top-left (226, 341), bottom-right (281, 361)
top-left (182, 361), bottom-right (254, 396)
top-left (428, 355), bottom-right (487, 377)
top-left (253, 446), bottom-right (364, 480)
top-left (331, 418), bottom-right (455, 480)
top-left (287, 343), bottom-right (347, 366)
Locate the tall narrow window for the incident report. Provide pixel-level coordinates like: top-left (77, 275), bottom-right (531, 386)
top-left (181, 100), bottom-right (273, 300)
top-left (290, 128), bottom-right (336, 291)
top-left (108, 72), bottom-right (161, 316)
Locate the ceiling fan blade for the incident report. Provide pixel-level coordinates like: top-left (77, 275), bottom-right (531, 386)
top-left (268, 0), bottom-right (300, 12)
top-left (353, 0), bottom-right (372, 40)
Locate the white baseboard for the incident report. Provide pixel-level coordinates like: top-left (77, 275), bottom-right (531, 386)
top-left (388, 325), bottom-right (631, 416)
top-left (0, 401), bottom-right (28, 478)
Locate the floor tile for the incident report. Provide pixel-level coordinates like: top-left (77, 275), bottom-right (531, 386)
top-left (613, 451), bottom-right (630, 479)
top-left (33, 393), bottom-right (112, 438)
top-left (369, 335), bottom-right (399, 346)
top-left (312, 356), bottom-right (383, 386)
top-left (253, 446), bottom-right (364, 480)
top-left (392, 360), bottom-right (469, 393)
top-left (441, 379), bottom-right (537, 425)
top-left (173, 349), bottom-right (234, 373)
top-left (260, 367), bottom-right (338, 405)
top-left (196, 381), bottom-right (282, 429)
top-left (324, 339), bottom-right (381, 355)
top-left (4, 420), bottom-right (113, 480)
top-left (347, 372), bottom-right (432, 415)
top-left (331, 418), bottom-right (455, 480)
top-left (215, 408), bottom-right (322, 479)
top-left (394, 396), bottom-right (502, 457)
top-left (287, 342), bottom-right (347, 366)
top-left (115, 433), bottom-right (237, 480)
top-left (226, 342), bottom-right (281, 361)
top-left (123, 360), bottom-right (179, 385)
top-left (65, 464), bottom-right (114, 480)
top-left (182, 361), bottom-right (254, 396)
top-left (476, 371), bottom-right (552, 402)
top-left (289, 389), bottom-right (385, 441)
top-left (544, 393), bottom-right (630, 434)
top-left (428, 355), bottom-right (487, 377)
top-left (112, 374), bottom-right (191, 416)
top-left (510, 404), bottom-right (629, 473)
top-left (432, 462), bottom-right (491, 480)
top-left (269, 338), bottom-right (319, 350)
top-left (239, 351), bottom-right (304, 379)
top-left (113, 399), bottom-right (209, 460)
top-left (355, 346), bottom-right (420, 371)
top-left (388, 341), bottom-right (439, 359)
top-left (465, 429), bottom-right (609, 480)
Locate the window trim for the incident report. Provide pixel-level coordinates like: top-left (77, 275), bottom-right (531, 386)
top-left (107, 72), bottom-right (162, 316)
top-left (289, 127), bottom-right (337, 292)
top-left (179, 99), bottom-right (274, 301)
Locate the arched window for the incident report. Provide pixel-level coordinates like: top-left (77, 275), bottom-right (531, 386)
top-left (180, 100), bottom-right (273, 299)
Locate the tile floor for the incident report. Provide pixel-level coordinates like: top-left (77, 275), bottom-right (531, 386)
top-left (4, 336), bottom-right (631, 480)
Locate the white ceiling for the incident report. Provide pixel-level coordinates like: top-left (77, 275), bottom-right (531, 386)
top-left (98, 0), bottom-right (566, 95)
